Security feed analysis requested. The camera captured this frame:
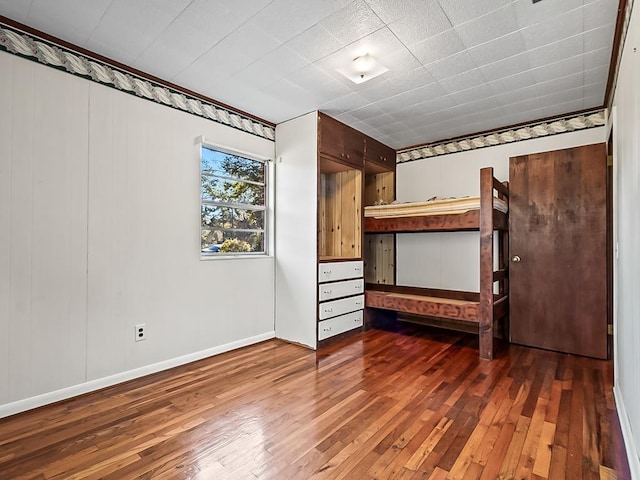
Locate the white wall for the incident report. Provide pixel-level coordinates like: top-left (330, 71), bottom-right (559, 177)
top-left (274, 112), bottom-right (318, 349)
top-left (0, 51), bottom-right (275, 417)
top-left (611, 4), bottom-right (640, 477)
top-left (395, 126), bottom-right (606, 291)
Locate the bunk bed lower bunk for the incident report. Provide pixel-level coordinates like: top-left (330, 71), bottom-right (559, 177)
top-left (363, 167), bottom-right (509, 360)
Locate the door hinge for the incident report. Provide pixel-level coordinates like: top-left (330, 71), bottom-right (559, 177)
top-left (607, 155), bottom-right (613, 167)
top-left (608, 324), bottom-right (613, 335)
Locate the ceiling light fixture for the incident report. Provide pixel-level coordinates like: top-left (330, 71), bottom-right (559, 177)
top-left (336, 53), bottom-right (389, 84)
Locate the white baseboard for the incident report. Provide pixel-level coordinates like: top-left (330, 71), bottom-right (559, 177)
top-left (614, 385), bottom-right (640, 479)
top-left (0, 331), bottom-right (275, 419)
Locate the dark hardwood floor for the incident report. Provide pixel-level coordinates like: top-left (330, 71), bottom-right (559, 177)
top-left (0, 325), bottom-right (631, 479)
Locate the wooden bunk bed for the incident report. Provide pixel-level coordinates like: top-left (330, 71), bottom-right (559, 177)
top-left (363, 167), bottom-right (509, 360)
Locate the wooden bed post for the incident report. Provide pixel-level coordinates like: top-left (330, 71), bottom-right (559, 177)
top-left (479, 167), bottom-right (494, 360)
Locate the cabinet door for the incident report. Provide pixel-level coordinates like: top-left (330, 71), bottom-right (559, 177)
top-left (318, 112), bottom-right (345, 160)
top-left (342, 128), bottom-right (365, 167)
top-left (318, 113), bottom-right (364, 167)
top-left (365, 137), bottom-right (395, 170)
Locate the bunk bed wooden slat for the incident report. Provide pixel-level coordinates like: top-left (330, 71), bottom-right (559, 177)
top-left (365, 284), bottom-right (479, 301)
top-left (365, 290), bottom-right (480, 322)
top-left (493, 269), bottom-right (507, 282)
top-left (364, 209), bottom-right (481, 232)
top-left (364, 203), bottom-right (508, 233)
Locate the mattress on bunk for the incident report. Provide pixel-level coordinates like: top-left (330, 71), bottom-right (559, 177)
top-left (364, 196), bottom-right (508, 218)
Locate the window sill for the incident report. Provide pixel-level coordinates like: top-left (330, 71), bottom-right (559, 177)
top-left (200, 253), bottom-right (272, 261)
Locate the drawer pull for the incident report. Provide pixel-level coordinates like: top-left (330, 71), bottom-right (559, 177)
top-left (323, 290), bottom-right (333, 295)
top-left (324, 308), bottom-right (333, 313)
top-left (354, 267), bottom-right (361, 272)
top-left (324, 326), bottom-right (332, 332)
top-left (354, 285), bottom-right (362, 289)
top-left (356, 301), bottom-right (362, 306)
top-left (323, 270), bottom-right (332, 275)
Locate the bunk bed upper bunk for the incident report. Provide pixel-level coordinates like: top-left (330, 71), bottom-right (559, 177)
top-left (364, 179), bottom-right (508, 232)
top-left (363, 167), bottom-right (509, 360)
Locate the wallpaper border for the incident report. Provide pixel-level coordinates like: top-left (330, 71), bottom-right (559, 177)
top-left (0, 21), bottom-right (276, 142)
top-left (397, 109), bottom-right (606, 163)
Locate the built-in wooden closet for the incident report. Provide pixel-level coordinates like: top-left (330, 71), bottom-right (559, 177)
top-left (274, 111), bottom-right (395, 348)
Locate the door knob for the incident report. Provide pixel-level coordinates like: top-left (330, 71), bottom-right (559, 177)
top-left (511, 255), bottom-right (521, 263)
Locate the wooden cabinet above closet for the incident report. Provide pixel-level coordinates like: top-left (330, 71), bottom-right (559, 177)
top-left (365, 137), bottom-right (396, 172)
top-left (318, 112), bottom-right (364, 168)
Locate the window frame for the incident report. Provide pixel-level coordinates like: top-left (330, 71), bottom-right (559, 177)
top-left (200, 141), bottom-right (270, 258)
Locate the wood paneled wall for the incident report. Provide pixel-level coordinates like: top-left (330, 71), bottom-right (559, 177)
top-left (364, 171), bottom-right (395, 284)
top-left (0, 52), bottom-right (90, 404)
top-left (319, 169), bottom-right (362, 260)
top-left (0, 50), bottom-right (275, 416)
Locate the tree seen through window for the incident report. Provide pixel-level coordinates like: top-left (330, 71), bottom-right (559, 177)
top-left (201, 146), bottom-right (266, 254)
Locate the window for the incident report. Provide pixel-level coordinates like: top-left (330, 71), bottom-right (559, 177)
top-left (201, 145), bottom-right (267, 255)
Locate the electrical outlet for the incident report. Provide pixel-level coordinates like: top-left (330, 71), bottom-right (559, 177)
top-left (135, 324), bottom-right (146, 342)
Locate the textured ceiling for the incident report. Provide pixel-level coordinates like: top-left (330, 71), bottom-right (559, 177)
top-left (0, 0), bottom-right (619, 148)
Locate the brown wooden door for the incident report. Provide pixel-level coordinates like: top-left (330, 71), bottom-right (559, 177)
top-left (509, 143), bottom-right (608, 358)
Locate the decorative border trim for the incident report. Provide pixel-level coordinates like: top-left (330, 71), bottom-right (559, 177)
top-left (0, 22), bottom-right (275, 141)
top-left (397, 109), bottom-right (606, 163)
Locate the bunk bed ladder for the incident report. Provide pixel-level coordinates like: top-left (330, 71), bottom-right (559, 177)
top-left (479, 167), bottom-right (509, 360)
top-left (479, 168), bottom-right (494, 360)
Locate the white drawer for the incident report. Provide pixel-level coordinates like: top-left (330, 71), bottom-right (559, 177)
top-left (319, 294), bottom-right (364, 320)
top-left (318, 310), bottom-right (363, 341)
top-left (318, 261), bottom-right (363, 283)
top-left (319, 278), bottom-right (364, 302)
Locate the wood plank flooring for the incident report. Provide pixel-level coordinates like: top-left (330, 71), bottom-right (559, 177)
top-left (0, 325), bottom-right (631, 479)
